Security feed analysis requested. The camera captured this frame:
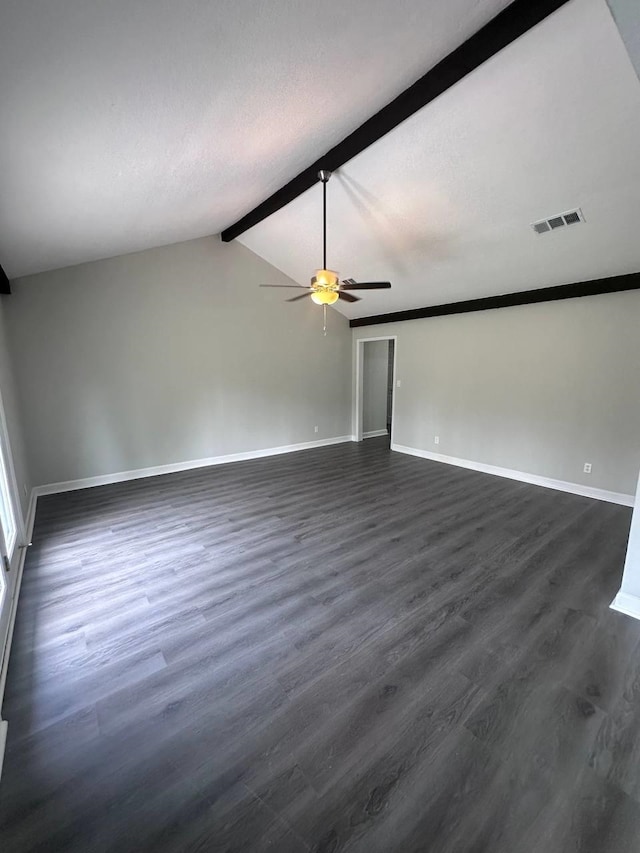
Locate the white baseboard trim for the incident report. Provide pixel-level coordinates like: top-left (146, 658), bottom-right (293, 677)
top-left (0, 720), bottom-right (7, 782)
top-left (34, 435), bottom-right (354, 497)
top-left (363, 429), bottom-right (388, 439)
top-left (391, 443), bottom-right (635, 507)
top-left (0, 488), bottom-right (38, 782)
top-left (610, 591), bottom-right (640, 621)
top-left (24, 488), bottom-right (37, 545)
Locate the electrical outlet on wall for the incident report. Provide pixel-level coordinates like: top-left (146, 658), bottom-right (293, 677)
top-left (434, 436), bottom-right (440, 445)
top-left (396, 379), bottom-right (402, 388)
top-left (314, 426), bottom-right (319, 433)
top-left (583, 462), bottom-right (592, 474)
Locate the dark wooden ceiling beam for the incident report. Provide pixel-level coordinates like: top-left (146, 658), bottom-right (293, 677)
top-left (349, 273), bottom-right (640, 327)
top-left (220, 0), bottom-right (571, 242)
top-left (0, 264), bottom-right (10, 295)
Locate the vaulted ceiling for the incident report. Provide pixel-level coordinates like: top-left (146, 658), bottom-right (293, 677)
top-left (240, 0), bottom-right (640, 318)
top-left (1, 0), bottom-right (639, 321)
top-left (0, 0), bottom-right (511, 278)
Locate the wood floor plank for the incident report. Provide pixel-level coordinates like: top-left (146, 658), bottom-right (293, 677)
top-left (1, 437), bottom-right (639, 852)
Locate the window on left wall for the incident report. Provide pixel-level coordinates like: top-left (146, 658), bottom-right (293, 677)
top-left (0, 434), bottom-right (16, 558)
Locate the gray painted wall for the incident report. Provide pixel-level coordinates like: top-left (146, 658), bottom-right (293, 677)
top-left (5, 237), bottom-right (352, 486)
top-left (620, 471), bottom-right (640, 598)
top-left (0, 298), bottom-right (31, 522)
top-left (607, 0), bottom-right (640, 605)
top-left (353, 290), bottom-right (640, 496)
top-left (363, 340), bottom-right (389, 434)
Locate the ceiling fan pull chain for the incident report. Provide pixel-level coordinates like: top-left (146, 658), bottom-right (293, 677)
top-left (323, 303), bottom-right (327, 336)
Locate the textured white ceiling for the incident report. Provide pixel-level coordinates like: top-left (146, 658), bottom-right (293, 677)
top-left (241, 0), bottom-right (640, 319)
top-left (0, 0), bottom-right (512, 278)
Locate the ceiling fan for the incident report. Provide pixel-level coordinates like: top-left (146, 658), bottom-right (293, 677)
top-left (259, 170), bottom-right (391, 331)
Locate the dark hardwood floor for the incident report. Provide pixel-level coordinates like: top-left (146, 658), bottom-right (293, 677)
top-left (1, 437), bottom-right (639, 852)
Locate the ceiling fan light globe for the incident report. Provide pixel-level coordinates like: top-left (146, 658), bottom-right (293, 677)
top-left (311, 290), bottom-right (339, 305)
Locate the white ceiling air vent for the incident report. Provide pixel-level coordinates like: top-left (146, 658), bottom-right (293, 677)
top-left (532, 208), bottom-right (585, 234)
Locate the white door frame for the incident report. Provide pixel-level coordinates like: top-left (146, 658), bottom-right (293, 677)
top-left (0, 383), bottom-right (26, 740)
top-left (354, 335), bottom-right (398, 444)
top-left (0, 520), bottom-right (10, 660)
top-left (0, 385), bottom-right (25, 569)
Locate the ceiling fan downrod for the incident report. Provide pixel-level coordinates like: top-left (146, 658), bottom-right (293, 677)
top-left (318, 170), bottom-right (331, 271)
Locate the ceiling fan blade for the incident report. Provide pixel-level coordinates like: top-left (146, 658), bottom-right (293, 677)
top-left (286, 293), bottom-right (313, 302)
top-left (340, 281), bottom-right (391, 290)
top-left (259, 284), bottom-right (309, 288)
top-left (338, 292), bottom-right (361, 303)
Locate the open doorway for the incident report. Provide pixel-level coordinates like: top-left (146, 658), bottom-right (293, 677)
top-left (354, 336), bottom-right (397, 445)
